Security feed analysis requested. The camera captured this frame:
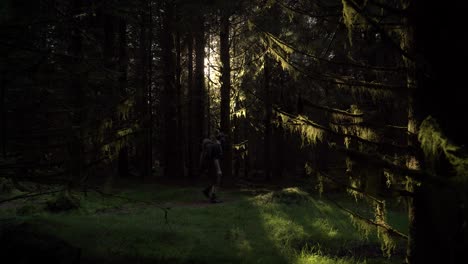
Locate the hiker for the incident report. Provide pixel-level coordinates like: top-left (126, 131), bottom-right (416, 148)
top-left (200, 132), bottom-right (224, 203)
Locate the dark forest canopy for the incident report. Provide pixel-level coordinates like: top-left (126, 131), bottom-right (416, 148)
top-left (1, 0), bottom-right (467, 263)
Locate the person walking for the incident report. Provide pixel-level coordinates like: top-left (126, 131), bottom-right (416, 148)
top-left (200, 133), bottom-right (224, 203)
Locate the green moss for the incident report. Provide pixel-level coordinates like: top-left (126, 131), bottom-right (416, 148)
top-left (255, 187), bottom-right (312, 205)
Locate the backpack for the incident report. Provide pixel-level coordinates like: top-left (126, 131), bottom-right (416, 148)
top-left (211, 140), bottom-right (223, 160)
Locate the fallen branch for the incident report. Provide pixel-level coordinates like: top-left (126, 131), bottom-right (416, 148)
top-left (90, 188), bottom-right (171, 224)
top-left (0, 189), bottom-right (64, 204)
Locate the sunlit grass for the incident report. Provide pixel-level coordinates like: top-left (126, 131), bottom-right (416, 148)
top-left (0, 184), bottom-right (407, 263)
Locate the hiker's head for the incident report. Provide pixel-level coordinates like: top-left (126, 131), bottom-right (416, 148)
top-left (216, 131), bottom-right (225, 142)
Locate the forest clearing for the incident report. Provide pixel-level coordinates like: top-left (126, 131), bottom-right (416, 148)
top-left (1, 180), bottom-right (408, 263)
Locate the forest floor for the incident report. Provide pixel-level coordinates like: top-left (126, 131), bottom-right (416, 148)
top-left (0, 178), bottom-right (408, 264)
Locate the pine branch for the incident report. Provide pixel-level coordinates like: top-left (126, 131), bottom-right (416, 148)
top-left (275, 108), bottom-right (408, 153)
top-left (332, 144), bottom-right (450, 186)
top-left (262, 30), bottom-right (404, 72)
top-left (264, 37), bottom-right (406, 91)
top-left (343, 0), bottom-right (413, 61)
top-left (324, 195), bottom-right (408, 240)
top-left (317, 170), bottom-right (412, 202)
top-left (302, 98), bottom-right (364, 117)
top-left (278, 1), bottom-right (342, 19)
top-left (367, 0), bottom-right (408, 16)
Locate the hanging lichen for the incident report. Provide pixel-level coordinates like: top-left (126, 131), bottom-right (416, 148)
top-left (383, 169), bottom-right (394, 188)
top-left (275, 111), bottom-right (324, 146)
top-left (247, 19), bottom-right (255, 31)
top-left (374, 200), bottom-right (396, 257)
top-left (117, 97), bottom-right (134, 121)
top-left (341, 0), bottom-right (368, 46)
top-left (261, 33), bottom-right (301, 80)
top-left (419, 116), bottom-right (468, 183)
top-left (350, 214), bottom-right (372, 239)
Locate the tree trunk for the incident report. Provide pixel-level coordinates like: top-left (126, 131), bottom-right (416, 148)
top-left (403, 2), bottom-right (437, 263)
top-left (193, 15), bottom-right (206, 178)
top-left (187, 33), bottom-right (195, 179)
top-left (68, 0), bottom-right (85, 188)
top-left (1, 73), bottom-right (6, 158)
top-left (175, 19), bottom-right (185, 178)
top-left (117, 14), bottom-right (129, 178)
top-left (118, 18), bottom-right (128, 96)
top-left (404, 2), bottom-right (468, 263)
top-left (220, 11), bottom-right (232, 185)
top-left (136, 0), bottom-right (150, 178)
top-left (263, 54), bottom-right (272, 181)
top-left (161, 0), bottom-right (178, 178)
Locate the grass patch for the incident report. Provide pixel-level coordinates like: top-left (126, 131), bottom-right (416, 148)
top-left (0, 184), bottom-right (408, 263)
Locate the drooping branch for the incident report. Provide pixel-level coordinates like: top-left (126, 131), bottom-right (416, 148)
top-left (261, 29), bottom-right (404, 72)
top-left (342, 0), bottom-right (413, 60)
top-left (276, 108), bottom-right (408, 153)
top-left (324, 195), bottom-right (409, 240)
top-left (263, 35), bottom-right (406, 91)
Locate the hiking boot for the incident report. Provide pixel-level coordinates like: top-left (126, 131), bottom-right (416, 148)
top-left (210, 194), bottom-right (222, 203)
top-left (210, 198), bottom-right (223, 203)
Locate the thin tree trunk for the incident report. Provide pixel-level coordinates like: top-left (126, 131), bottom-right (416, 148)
top-left (117, 15), bottom-right (129, 178)
top-left (187, 33), bottom-right (195, 179)
top-left (175, 19), bottom-right (185, 178)
top-left (193, 15), bottom-right (206, 177)
top-left (118, 18), bottom-right (128, 96)
top-left (68, 0), bottom-right (85, 188)
top-left (263, 54), bottom-right (272, 181)
top-left (220, 11), bottom-right (232, 185)
top-left (206, 33), bottom-right (211, 137)
top-left (147, 0), bottom-right (154, 178)
top-left (161, 0), bottom-right (178, 178)
top-left (136, 0), bottom-right (149, 178)
top-left (1, 74), bottom-right (6, 158)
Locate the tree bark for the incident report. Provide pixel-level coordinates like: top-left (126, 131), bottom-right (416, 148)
top-left (263, 54), bottom-right (272, 181)
top-left (220, 10), bottom-right (232, 185)
top-left (68, 0), bottom-right (85, 188)
top-left (193, 15), bottom-right (206, 178)
top-left (187, 32), bottom-right (195, 179)
top-left (161, 0), bottom-right (178, 178)
top-left (136, 0), bottom-right (150, 178)
top-left (175, 16), bottom-right (185, 178)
